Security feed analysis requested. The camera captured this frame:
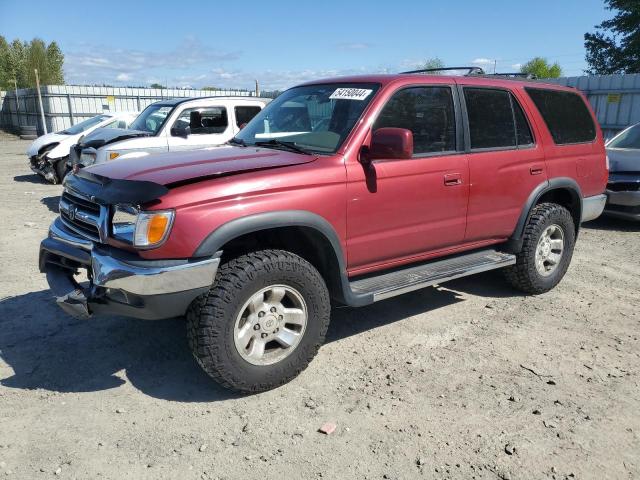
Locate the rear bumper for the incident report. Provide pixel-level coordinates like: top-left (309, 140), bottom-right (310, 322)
top-left (581, 194), bottom-right (607, 222)
top-left (40, 218), bottom-right (220, 319)
top-left (604, 190), bottom-right (640, 220)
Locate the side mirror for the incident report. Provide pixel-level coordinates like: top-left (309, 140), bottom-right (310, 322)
top-left (170, 126), bottom-right (189, 138)
top-left (364, 128), bottom-right (414, 162)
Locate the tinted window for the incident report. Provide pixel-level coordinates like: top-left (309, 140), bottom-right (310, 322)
top-left (235, 106), bottom-right (262, 127)
top-left (174, 107), bottom-right (228, 134)
top-left (465, 88), bottom-right (515, 149)
top-left (525, 88), bottom-right (596, 144)
top-left (512, 97), bottom-right (534, 145)
top-left (374, 87), bottom-right (456, 154)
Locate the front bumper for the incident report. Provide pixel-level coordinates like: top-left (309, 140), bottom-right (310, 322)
top-left (29, 155), bottom-right (62, 183)
top-left (604, 190), bottom-right (640, 220)
top-left (40, 218), bottom-right (220, 319)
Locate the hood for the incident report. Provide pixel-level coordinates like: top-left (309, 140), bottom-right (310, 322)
top-left (79, 127), bottom-right (151, 149)
top-left (606, 147), bottom-right (640, 173)
top-left (26, 132), bottom-right (71, 157)
top-left (85, 145), bottom-right (317, 186)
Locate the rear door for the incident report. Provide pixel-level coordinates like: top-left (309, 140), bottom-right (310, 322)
top-left (346, 84), bottom-right (469, 272)
top-left (167, 105), bottom-right (233, 151)
top-left (459, 85), bottom-right (547, 242)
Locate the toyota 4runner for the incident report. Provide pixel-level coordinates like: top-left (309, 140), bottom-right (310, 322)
top-left (39, 71), bottom-right (608, 393)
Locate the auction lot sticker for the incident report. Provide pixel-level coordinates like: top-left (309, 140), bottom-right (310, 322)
top-left (330, 88), bottom-right (373, 101)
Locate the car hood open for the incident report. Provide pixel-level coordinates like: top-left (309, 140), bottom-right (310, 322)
top-left (84, 145), bottom-right (317, 187)
top-left (606, 147), bottom-right (640, 173)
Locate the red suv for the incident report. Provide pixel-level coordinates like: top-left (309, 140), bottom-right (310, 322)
top-left (40, 71), bottom-right (607, 392)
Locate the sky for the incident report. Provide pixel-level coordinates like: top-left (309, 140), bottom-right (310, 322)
top-left (0, 0), bottom-right (611, 91)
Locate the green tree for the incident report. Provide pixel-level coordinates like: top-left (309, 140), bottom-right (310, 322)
top-left (46, 41), bottom-right (64, 84)
top-left (422, 57), bottom-right (445, 72)
top-left (202, 86), bottom-right (220, 91)
top-left (520, 57), bottom-right (563, 78)
top-left (0, 37), bottom-right (65, 88)
top-left (150, 83), bottom-right (165, 89)
top-left (0, 36), bottom-right (11, 89)
top-left (584, 0), bottom-right (640, 74)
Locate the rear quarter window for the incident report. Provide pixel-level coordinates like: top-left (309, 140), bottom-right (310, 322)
top-left (525, 88), bottom-right (596, 145)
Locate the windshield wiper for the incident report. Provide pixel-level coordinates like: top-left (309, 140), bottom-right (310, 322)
top-left (228, 137), bottom-right (246, 146)
top-left (254, 139), bottom-right (312, 155)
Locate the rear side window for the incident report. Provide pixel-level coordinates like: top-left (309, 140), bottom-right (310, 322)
top-left (525, 88), bottom-right (596, 144)
top-left (174, 107), bottom-right (229, 134)
top-left (235, 106), bottom-right (262, 127)
top-left (464, 88), bottom-right (535, 150)
top-left (374, 86), bottom-right (456, 155)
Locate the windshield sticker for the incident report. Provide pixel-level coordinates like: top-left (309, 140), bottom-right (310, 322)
top-left (329, 88), bottom-right (373, 101)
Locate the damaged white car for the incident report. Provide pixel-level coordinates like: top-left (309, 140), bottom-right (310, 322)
top-left (27, 112), bottom-right (138, 184)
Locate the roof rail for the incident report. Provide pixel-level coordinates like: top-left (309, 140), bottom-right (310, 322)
top-left (400, 66), bottom-right (486, 76)
top-left (486, 72), bottom-right (537, 80)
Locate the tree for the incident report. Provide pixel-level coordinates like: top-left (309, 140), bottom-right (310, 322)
top-left (422, 57), bottom-right (445, 72)
top-left (150, 83), bottom-right (165, 89)
top-left (202, 86), bottom-right (220, 91)
top-left (584, 0), bottom-right (640, 74)
top-left (0, 37), bottom-right (65, 88)
top-left (520, 57), bottom-right (563, 78)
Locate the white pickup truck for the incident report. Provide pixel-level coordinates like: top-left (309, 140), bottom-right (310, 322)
top-left (72, 96), bottom-right (270, 167)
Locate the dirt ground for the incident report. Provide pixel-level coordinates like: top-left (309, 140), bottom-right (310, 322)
top-left (0, 131), bottom-right (638, 480)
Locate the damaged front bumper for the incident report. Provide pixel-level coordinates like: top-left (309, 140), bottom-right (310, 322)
top-left (29, 155), bottom-right (64, 184)
top-left (40, 218), bottom-right (220, 320)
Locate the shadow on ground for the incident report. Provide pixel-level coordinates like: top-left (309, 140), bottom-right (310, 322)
top-left (0, 285), bottom-right (470, 402)
top-left (13, 173), bottom-right (48, 184)
top-left (40, 195), bottom-right (60, 213)
top-left (582, 215), bottom-right (640, 232)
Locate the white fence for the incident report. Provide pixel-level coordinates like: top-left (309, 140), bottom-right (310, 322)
top-left (0, 85), bottom-right (256, 134)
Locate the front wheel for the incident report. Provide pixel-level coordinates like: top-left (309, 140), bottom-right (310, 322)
top-left (504, 203), bottom-right (576, 294)
top-left (187, 249), bottom-right (331, 393)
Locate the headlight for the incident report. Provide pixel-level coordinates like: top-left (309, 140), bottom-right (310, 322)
top-left (80, 151), bottom-right (97, 166)
top-left (111, 206), bottom-right (174, 248)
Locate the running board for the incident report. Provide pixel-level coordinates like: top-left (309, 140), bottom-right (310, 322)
top-left (349, 249), bottom-right (516, 302)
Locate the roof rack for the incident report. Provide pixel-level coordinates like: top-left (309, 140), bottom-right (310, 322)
top-left (400, 66), bottom-right (486, 76)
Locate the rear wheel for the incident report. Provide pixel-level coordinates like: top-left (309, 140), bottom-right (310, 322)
top-left (187, 249), bottom-right (331, 393)
top-left (504, 203), bottom-right (575, 294)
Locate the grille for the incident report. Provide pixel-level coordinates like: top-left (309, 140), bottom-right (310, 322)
top-left (59, 190), bottom-right (106, 242)
top-left (607, 182), bottom-right (640, 192)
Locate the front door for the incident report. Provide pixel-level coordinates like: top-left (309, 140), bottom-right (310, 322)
top-left (167, 106), bottom-right (233, 151)
top-left (346, 85), bottom-right (469, 274)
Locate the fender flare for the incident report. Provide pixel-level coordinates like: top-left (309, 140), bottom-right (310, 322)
top-left (193, 210), bottom-right (373, 307)
top-left (508, 177), bottom-right (583, 250)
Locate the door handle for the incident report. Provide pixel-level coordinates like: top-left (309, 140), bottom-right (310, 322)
top-left (530, 166), bottom-right (544, 175)
top-left (444, 173), bottom-right (462, 186)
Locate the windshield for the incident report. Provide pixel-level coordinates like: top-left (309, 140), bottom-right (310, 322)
top-left (608, 124), bottom-right (640, 149)
top-left (129, 104), bottom-right (174, 134)
top-left (61, 115), bottom-right (111, 135)
top-left (235, 83), bottom-right (380, 154)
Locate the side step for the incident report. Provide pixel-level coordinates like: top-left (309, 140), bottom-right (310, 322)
top-left (349, 249), bottom-right (516, 302)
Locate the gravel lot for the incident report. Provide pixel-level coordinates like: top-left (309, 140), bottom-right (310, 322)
top-left (0, 131), bottom-right (639, 480)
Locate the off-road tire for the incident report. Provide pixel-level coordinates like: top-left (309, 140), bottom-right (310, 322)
top-left (186, 249), bottom-right (331, 393)
top-left (504, 203), bottom-right (575, 294)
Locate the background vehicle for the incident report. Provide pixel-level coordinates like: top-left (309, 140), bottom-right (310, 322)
top-left (27, 112), bottom-right (137, 183)
top-left (40, 72), bottom-right (607, 393)
top-left (604, 123), bottom-right (640, 220)
top-left (71, 96), bottom-right (269, 168)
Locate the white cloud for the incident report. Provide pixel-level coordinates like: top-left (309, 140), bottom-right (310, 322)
top-left (116, 73), bottom-right (131, 81)
top-left (336, 42), bottom-right (371, 50)
top-left (471, 58), bottom-right (494, 65)
top-left (511, 63), bottom-right (522, 70)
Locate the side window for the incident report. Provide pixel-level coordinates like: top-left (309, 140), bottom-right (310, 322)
top-left (525, 88), bottom-right (596, 144)
top-left (464, 88), bottom-right (515, 149)
top-left (173, 107), bottom-right (229, 134)
top-left (235, 106), bottom-right (262, 127)
top-left (374, 86), bottom-right (456, 155)
top-left (512, 97), bottom-right (534, 146)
